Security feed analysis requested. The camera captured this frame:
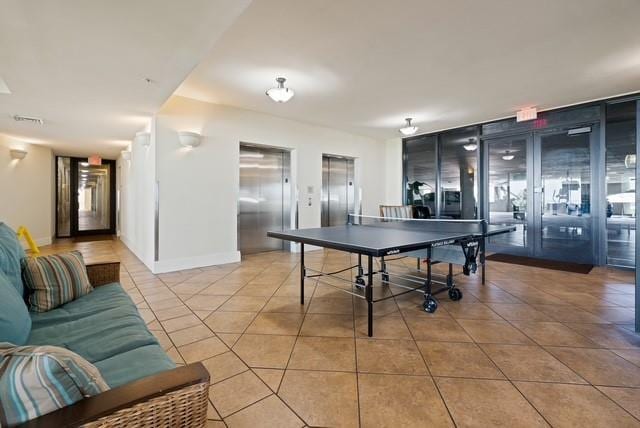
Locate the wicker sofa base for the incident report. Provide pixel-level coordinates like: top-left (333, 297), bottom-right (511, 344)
top-left (81, 382), bottom-right (209, 428)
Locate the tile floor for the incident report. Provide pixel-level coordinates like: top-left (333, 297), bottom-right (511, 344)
top-left (40, 239), bottom-right (640, 427)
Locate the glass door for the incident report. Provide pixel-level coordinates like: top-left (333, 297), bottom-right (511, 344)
top-left (485, 134), bottom-right (532, 254)
top-left (70, 158), bottom-right (116, 236)
top-left (533, 126), bottom-right (598, 263)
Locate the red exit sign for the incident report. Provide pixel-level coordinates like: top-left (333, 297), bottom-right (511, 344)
top-left (516, 107), bottom-right (537, 122)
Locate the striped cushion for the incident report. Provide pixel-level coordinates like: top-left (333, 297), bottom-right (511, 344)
top-left (0, 343), bottom-right (109, 426)
top-left (22, 251), bottom-right (93, 313)
top-left (380, 205), bottom-right (413, 219)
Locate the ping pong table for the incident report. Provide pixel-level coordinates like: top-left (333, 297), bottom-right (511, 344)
top-left (267, 214), bottom-right (515, 337)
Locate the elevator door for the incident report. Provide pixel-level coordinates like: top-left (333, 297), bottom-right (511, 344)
top-left (321, 155), bottom-right (355, 227)
top-left (238, 145), bottom-right (290, 254)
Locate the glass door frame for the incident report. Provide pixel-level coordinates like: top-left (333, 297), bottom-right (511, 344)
top-left (69, 157), bottom-right (117, 237)
top-left (532, 123), bottom-right (602, 264)
top-left (482, 133), bottom-right (534, 257)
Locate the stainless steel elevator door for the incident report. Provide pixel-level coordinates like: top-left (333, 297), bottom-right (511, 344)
top-left (321, 155), bottom-right (355, 227)
top-left (238, 145), bottom-right (290, 254)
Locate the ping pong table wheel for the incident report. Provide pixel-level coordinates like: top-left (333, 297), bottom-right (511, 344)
top-left (355, 277), bottom-right (366, 290)
top-left (448, 287), bottom-right (463, 301)
top-left (423, 297), bottom-right (438, 313)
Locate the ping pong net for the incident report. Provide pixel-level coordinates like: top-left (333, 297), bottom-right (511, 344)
top-left (347, 214), bottom-right (488, 236)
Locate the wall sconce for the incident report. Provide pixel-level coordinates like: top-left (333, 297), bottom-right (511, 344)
top-left (121, 150), bottom-right (132, 160)
top-left (10, 149), bottom-right (27, 160)
top-left (178, 131), bottom-right (201, 149)
top-left (135, 131), bottom-right (151, 147)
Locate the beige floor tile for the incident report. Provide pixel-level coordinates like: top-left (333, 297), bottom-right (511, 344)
top-left (218, 295), bottom-right (270, 312)
top-left (232, 334), bottom-right (296, 369)
top-left (225, 395), bottom-right (304, 428)
top-left (481, 344), bottom-right (586, 383)
top-left (185, 294), bottom-right (230, 312)
top-left (510, 321), bottom-right (599, 347)
top-left (356, 339), bottom-right (427, 375)
top-left (209, 371), bottom-right (271, 417)
top-left (516, 382), bottom-right (639, 427)
top-left (564, 323), bottom-right (640, 349)
top-left (307, 297), bottom-right (354, 315)
top-left (178, 336), bottom-right (228, 363)
top-left (404, 317), bottom-right (473, 342)
top-left (532, 304), bottom-right (609, 323)
top-left (417, 341), bottom-right (504, 379)
top-left (262, 296), bottom-right (309, 313)
top-left (169, 324), bottom-right (214, 347)
top-left (246, 313), bottom-right (305, 335)
top-left (436, 378), bottom-right (548, 427)
top-left (217, 333), bottom-right (241, 347)
top-left (207, 400), bottom-right (221, 420)
top-left (161, 313), bottom-right (202, 333)
top-left (546, 347), bottom-right (640, 387)
top-left (354, 315), bottom-right (412, 339)
top-left (359, 373), bottom-right (454, 428)
top-left (205, 311), bottom-right (257, 333)
top-left (299, 313), bottom-right (354, 337)
top-left (253, 368), bottom-right (285, 392)
top-left (279, 370), bottom-right (359, 428)
top-left (288, 336), bottom-right (356, 371)
top-left (598, 386), bottom-right (640, 420)
top-left (457, 319), bottom-right (534, 344)
top-left (485, 303), bottom-right (553, 321)
top-left (201, 351), bottom-right (248, 384)
top-left (440, 302), bottom-right (503, 320)
top-left (612, 349), bottom-right (640, 367)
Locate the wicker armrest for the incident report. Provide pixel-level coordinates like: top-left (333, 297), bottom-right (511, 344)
top-left (86, 261), bottom-right (120, 286)
top-left (19, 363), bottom-right (210, 428)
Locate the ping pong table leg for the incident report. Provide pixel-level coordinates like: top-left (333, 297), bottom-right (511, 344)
top-left (481, 236), bottom-right (486, 285)
top-left (300, 243), bottom-right (305, 305)
top-left (367, 255), bottom-right (373, 337)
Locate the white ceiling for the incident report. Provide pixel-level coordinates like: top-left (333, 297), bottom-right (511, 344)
top-left (177, 0), bottom-right (640, 140)
top-left (0, 0), bottom-right (251, 157)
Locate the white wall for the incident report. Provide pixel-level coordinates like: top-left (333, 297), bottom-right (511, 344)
top-left (0, 135), bottom-right (53, 246)
top-left (131, 95), bottom-right (388, 272)
top-left (119, 124), bottom-right (156, 270)
top-left (384, 137), bottom-right (403, 205)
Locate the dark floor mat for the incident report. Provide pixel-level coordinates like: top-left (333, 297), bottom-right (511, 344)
top-left (485, 253), bottom-right (593, 274)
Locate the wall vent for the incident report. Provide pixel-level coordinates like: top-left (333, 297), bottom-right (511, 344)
top-left (13, 115), bottom-right (44, 125)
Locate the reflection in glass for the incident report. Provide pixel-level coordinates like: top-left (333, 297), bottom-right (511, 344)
top-left (56, 157), bottom-right (71, 237)
top-left (488, 137), bottom-right (527, 247)
top-left (404, 136), bottom-right (436, 217)
top-left (540, 132), bottom-right (591, 255)
top-left (77, 163), bottom-right (111, 231)
top-left (440, 127), bottom-right (477, 219)
top-left (605, 102), bottom-right (636, 267)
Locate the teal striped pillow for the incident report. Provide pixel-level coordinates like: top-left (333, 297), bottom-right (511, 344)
top-left (0, 343), bottom-right (109, 426)
top-left (22, 251), bottom-right (93, 312)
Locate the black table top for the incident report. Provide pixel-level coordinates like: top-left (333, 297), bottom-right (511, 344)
top-left (268, 223), bottom-right (515, 257)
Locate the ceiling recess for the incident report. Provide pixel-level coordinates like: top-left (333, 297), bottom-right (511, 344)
top-left (13, 115), bottom-right (44, 125)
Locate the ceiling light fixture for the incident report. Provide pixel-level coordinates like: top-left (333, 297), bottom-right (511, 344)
top-left (178, 131), bottom-right (201, 149)
top-left (463, 139), bottom-right (478, 151)
top-left (502, 151), bottom-right (515, 161)
top-left (399, 118), bottom-right (418, 136)
top-left (266, 77), bottom-right (294, 103)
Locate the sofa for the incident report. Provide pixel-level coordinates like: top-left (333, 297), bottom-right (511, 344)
top-left (0, 224), bottom-right (210, 427)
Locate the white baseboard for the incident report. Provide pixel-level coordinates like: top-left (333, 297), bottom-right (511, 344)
top-left (152, 251), bottom-right (241, 274)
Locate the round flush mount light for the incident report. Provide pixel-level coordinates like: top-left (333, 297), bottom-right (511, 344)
top-left (463, 139), bottom-right (478, 151)
top-left (178, 131), bottom-right (201, 148)
top-left (502, 151), bottom-right (515, 161)
top-left (266, 77), bottom-right (294, 103)
top-left (399, 118), bottom-right (418, 136)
